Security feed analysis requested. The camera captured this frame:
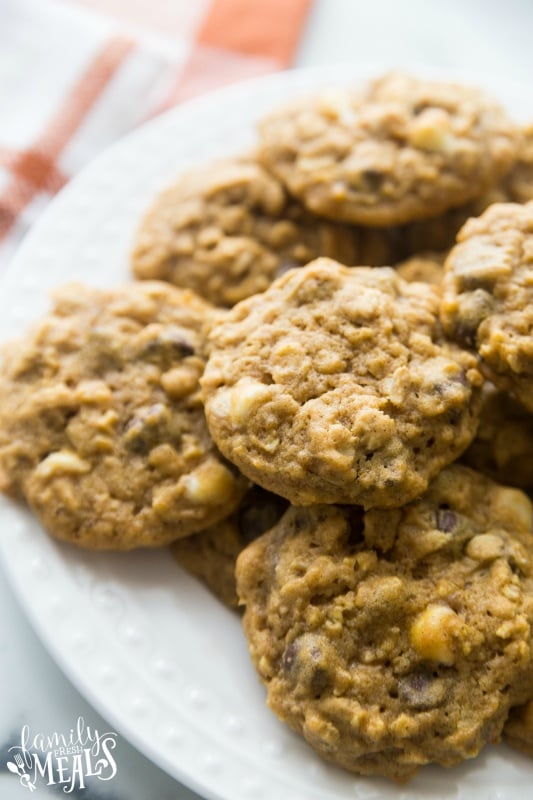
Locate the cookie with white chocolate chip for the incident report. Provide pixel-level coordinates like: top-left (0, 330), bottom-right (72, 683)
top-left (202, 258), bottom-right (483, 508)
top-left (236, 465), bottom-right (533, 780)
top-left (258, 72), bottom-right (518, 226)
top-left (441, 201), bottom-right (533, 412)
top-left (132, 157), bottom-right (390, 308)
top-left (0, 282), bottom-right (247, 550)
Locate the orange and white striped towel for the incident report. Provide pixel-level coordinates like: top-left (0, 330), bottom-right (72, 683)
top-left (0, 0), bottom-right (312, 269)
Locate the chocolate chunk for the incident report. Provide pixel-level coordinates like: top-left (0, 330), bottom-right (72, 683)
top-left (362, 169), bottom-right (385, 192)
top-left (397, 670), bottom-right (449, 709)
top-left (436, 507), bottom-right (457, 533)
top-left (454, 289), bottom-right (495, 347)
top-left (281, 633), bottom-right (335, 697)
top-left (282, 641), bottom-right (298, 672)
top-left (123, 403), bottom-right (171, 454)
top-left (143, 326), bottom-right (196, 364)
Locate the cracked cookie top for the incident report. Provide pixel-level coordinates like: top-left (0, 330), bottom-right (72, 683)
top-left (202, 258), bottom-right (482, 508)
top-left (236, 465), bottom-right (533, 779)
top-left (131, 158), bottom-right (388, 307)
top-left (0, 281), bottom-right (247, 550)
top-left (258, 72), bottom-right (518, 226)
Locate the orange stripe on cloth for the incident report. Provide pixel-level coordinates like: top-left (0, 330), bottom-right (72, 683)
top-left (0, 37), bottom-right (135, 243)
top-left (198, 0), bottom-right (313, 66)
top-left (0, 147), bottom-right (68, 192)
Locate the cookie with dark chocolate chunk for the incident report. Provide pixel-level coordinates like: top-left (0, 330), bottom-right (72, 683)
top-left (0, 282), bottom-right (247, 549)
top-left (237, 465), bottom-right (533, 779)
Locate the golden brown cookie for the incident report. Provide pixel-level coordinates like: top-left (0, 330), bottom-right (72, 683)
top-left (441, 201), bottom-right (533, 412)
top-left (0, 282), bottom-right (247, 550)
top-left (202, 258), bottom-right (482, 509)
top-left (131, 158), bottom-right (397, 307)
top-left (236, 465), bottom-right (533, 780)
top-left (258, 72), bottom-right (518, 226)
top-left (171, 486), bottom-right (288, 608)
top-left (461, 383), bottom-right (533, 491)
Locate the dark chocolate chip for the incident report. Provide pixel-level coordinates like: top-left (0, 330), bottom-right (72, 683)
top-left (436, 506), bottom-right (457, 533)
top-left (282, 641), bottom-right (298, 672)
top-left (142, 327), bottom-right (195, 363)
top-left (123, 403), bottom-right (170, 454)
top-left (412, 101), bottom-right (431, 115)
top-left (397, 669), bottom-right (449, 709)
top-left (281, 633), bottom-right (334, 697)
top-left (361, 169), bottom-right (385, 192)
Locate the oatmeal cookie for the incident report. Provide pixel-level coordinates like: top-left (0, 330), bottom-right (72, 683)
top-left (236, 465), bottom-right (533, 780)
top-left (441, 201), bottom-right (533, 412)
top-left (0, 282), bottom-right (247, 550)
top-left (258, 72), bottom-right (517, 226)
top-left (131, 158), bottom-right (398, 307)
top-left (462, 383), bottom-right (533, 491)
top-left (504, 700), bottom-right (533, 757)
top-left (395, 252), bottom-right (445, 285)
top-left (202, 259), bottom-right (482, 508)
top-left (171, 486), bottom-right (288, 608)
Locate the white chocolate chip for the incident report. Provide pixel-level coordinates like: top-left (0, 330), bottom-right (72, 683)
top-left (182, 460), bottom-right (236, 505)
top-left (331, 180), bottom-right (348, 200)
top-left (35, 451), bottom-right (91, 479)
top-left (211, 380), bottom-right (272, 426)
top-left (410, 603), bottom-right (461, 665)
top-left (408, 109), bottom-right (456, 153)
top-left (466, 533), bottom-right (505, 561)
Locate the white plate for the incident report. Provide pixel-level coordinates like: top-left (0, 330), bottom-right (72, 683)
top-left (0, 65), bottom-right (532, 800)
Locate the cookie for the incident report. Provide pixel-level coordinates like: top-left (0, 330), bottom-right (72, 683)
top-left (236, 465), bottom-right (533, 780)
top-left (171, 486), bottom-right (288, 608)
top-left (504, 701), bottom-right (533, 757)
top-left (504, 123), bottom-right (533, 203)
top-left (258, 72), bottom-right (518, 226)
top-left (202, 258), bottom-right (482, 508)
top-left (0, 282), bottom-right (247, 550)
top-left (462, 383), bottom-right (533, 491)
top-left (395, 252), bottom-right (445, 285)
top-left (441, 201), bottom-right (533, 412)
top-left (131, 158), bottom-right (398, 308)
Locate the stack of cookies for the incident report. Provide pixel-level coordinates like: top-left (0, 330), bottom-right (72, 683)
top-left (2, 72), bottom-right (533, 780)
